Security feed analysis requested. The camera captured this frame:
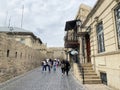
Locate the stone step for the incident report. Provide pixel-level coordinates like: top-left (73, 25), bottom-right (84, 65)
top-left (80, 75), bottom-right (100, 79)
top-left (82, 67), bottom-right (93, 69)
top-left (84, 76), bottom-right (100, 79)
top-left (83, 73), bottom-right (97, 76)
top-left (79, 63), bottom-right (101, 84)
top-left (81, 63), bottom-right (92, 67)
top-left (82, 66), bottom-right (93, 68)
top-left (81, 66), bottom-right (92, 68)
top-left (84, 70), bottom-right (95, 73)
top-left (80, 68), bottom-right (93, 70)
top-left (80, 74), bottom-right (98, 77)
top-left (84, 79), bottom-right (101, 84)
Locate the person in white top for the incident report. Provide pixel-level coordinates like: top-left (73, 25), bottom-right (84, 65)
top-left (42, 60), bottom-right (47, 72)
top-left (46, 59), bottom-right (51, 72)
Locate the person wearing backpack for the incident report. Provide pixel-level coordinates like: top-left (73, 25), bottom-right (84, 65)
top-left (64, 60), bottom-right (71, 76)
top-left (61, 60), bottom-right (65, 75)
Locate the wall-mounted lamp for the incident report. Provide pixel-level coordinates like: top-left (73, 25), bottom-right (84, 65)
top-left (76, 20), bottom-right (82, 26)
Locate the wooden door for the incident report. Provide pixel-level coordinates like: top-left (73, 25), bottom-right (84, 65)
top-left (85, 34), bottom-right (91, 63)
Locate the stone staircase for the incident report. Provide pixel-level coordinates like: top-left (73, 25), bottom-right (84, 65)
top-left (80, 63), bottom-right (101, 84)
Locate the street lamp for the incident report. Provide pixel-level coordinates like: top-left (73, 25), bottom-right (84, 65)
top-left (76, 20), bottom-right (82, 33)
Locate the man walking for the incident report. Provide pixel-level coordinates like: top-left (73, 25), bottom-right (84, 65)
top-left (64, 60), bottom-right (71, 76)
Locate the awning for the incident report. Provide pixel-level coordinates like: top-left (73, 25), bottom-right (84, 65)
top-left (65, 20), bottom-right (77, 31)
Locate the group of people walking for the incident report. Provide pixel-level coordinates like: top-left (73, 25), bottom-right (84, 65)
top-left (41, 58), bottom-right (71, 76)
top-left (41, 58), bottom-right (60, 72)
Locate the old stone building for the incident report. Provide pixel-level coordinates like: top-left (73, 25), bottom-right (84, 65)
top-left (81, 0), bottom-right (120, 89)
top-left (0, 27), bottom-right (46, 82)
top-left (64, 3), bottom-right (92, 85)
top-left (46, 47), bottom-right (65, 60)
top-left (76, 4), bottom-right (92, 22)
top-left (64, 0), bottom-right (120, 90)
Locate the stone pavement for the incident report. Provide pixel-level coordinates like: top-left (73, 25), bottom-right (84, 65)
top-left (0, 67), bottom-right (86, 90)
top-left (0, 67), bottom-right (113, 90)
top-left (85, 84), bottom-right (113, 90)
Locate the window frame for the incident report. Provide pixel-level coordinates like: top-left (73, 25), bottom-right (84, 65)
top-left (114, 3), bottom-right (120, 49)
top-left (100, 72), bottom-right (107, 85)
top-left (96, 21), bottom-right (105, 53)
top-left (20, 38), bottom-right (25, 44)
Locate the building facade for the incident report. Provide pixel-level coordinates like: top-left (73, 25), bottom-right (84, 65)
top-left (0, 27), bottom-right (46, 82)
top-left (64, 0), bottom-right (120, 89)
top-left (64, 3), bottom-right (93, 84)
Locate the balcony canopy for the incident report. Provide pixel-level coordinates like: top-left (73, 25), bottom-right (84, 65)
top-left (65, 20), bottom-right (77, 31)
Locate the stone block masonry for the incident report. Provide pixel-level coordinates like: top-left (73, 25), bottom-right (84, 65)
top-left (0, 33), bottom-right (45, 83)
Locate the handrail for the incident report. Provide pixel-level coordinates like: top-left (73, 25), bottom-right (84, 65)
top-left (78, 62), bottom-right (84, 84)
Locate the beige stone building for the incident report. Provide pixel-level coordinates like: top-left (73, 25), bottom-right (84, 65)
top-left (0, 27), bottom-right (47, 82)
top-left (0, 27), bottom-right (40, 46)
top-left (64, 0), bottom-right (120, 90)
top-left (64, 3), bottom-right (92, 84)
top-left (0, 27), bottom-right (47, 54)
top-left (76, 4), bottom-right (92, 23)
top-left (81, 0), bottom-right (120, 89)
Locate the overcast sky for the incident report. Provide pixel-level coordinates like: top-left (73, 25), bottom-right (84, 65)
top-left (0, 0), bottom-right (97, 47)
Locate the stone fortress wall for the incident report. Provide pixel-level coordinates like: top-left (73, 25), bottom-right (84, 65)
top-left (0, 33), bottom-right (45, 82)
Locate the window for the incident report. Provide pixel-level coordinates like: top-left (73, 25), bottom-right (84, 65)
top-left (82, 37), bottom-right (85, 57)
top-left (115, 4), bottom-right (120, 48)
top-left (7, 50), bottom-right (10, 57)
top-left (20, 53), bottom-right (22, 58)
top-left (15, 52), bottom-right (17, 58)
top-left (96, 22), bottom-right (105, 53)
top-left (100, 72), bottom-right (107, 85)
top-left (20, 38), bottom-right (25, 44)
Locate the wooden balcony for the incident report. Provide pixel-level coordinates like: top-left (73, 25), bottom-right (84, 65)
top-left (77, 31), bottom-right (88, 36)
top-left (64, 40), bottom-right (79, 48)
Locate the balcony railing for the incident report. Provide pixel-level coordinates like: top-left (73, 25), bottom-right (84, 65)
top-left (64, 34), bottom-right (79, 48)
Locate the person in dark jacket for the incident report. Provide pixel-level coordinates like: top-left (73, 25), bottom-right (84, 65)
top-left (64, 60), bottom-right (71, 76)
top-left (61, 60), bottom-right (65, 75)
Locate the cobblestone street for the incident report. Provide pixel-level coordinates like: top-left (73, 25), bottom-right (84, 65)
top-left (0, 67), bottom-right (86, 90)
